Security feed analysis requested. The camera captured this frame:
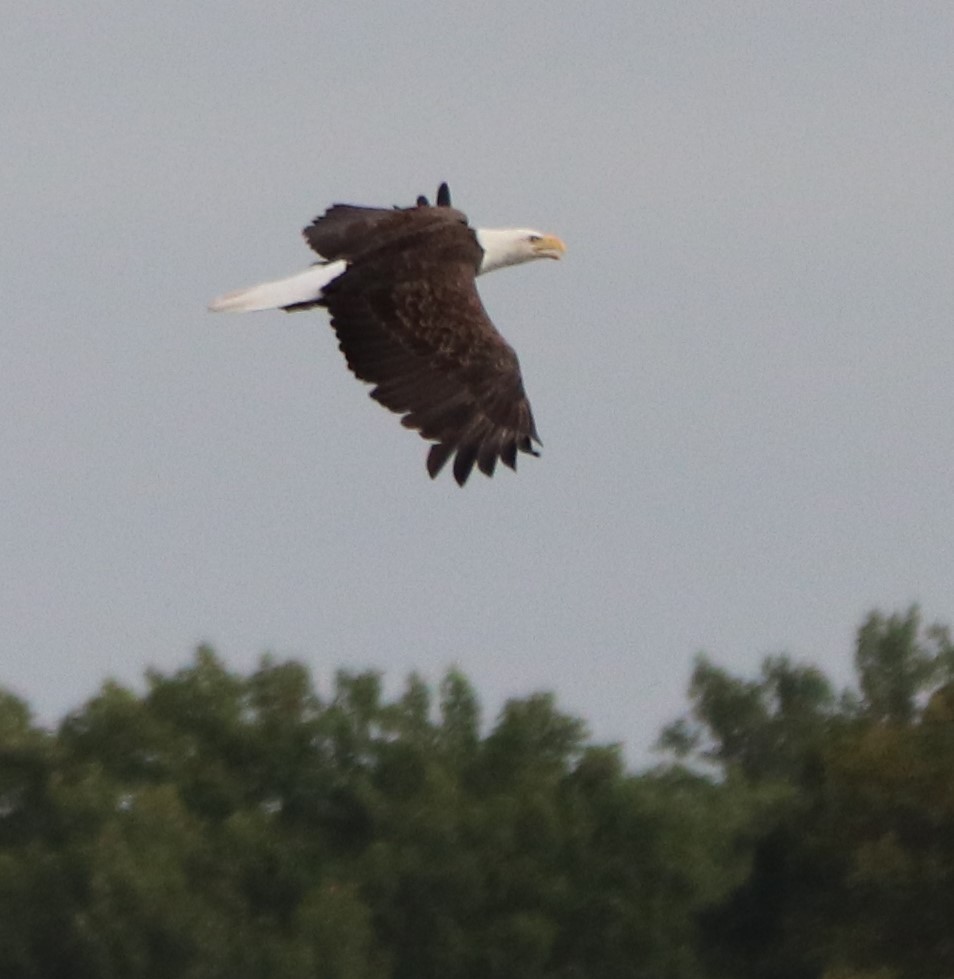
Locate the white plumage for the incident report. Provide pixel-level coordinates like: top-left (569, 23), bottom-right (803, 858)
top-left (208, 261), bottom-right (346, 313)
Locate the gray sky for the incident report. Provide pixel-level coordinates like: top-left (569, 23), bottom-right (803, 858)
top-left (4, 2), bottom-right (954, 761)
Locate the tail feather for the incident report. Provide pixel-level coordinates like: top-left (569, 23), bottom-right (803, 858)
top-left (208, 261), bottom-right (346, 313)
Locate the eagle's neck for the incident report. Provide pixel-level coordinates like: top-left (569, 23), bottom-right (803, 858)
top-left (475, 228), bottom-right (531, 275)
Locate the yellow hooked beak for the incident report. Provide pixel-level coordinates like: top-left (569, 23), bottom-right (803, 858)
top-left (532, 234), bottom-right (567, 260)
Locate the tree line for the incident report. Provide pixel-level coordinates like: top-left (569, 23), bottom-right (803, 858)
top-left (0, 607), bottom-right (952, 978)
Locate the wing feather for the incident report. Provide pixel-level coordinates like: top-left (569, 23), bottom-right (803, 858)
top-left (320, 221), bottom-right (540, 485)
top-left (304, 200), bottom-right (469, 262)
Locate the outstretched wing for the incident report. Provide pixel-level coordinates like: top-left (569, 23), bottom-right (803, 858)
top-left (303, 183), bottom-right (462, 262)
top-left (319, 219), bottom-right (540, 486)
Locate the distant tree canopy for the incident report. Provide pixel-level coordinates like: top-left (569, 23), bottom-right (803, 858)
top-left (660, 606), bottom-right (954, 979)
top-left (0, 607), bottom-right (952, 979)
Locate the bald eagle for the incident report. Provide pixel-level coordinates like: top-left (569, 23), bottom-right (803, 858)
top-left (209, 183), bottom-right (565, 486)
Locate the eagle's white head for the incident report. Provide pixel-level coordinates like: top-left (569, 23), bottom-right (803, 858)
top-left (476, 228), bottom-right (566, 275)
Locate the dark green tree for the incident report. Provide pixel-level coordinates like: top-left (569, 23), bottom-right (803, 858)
top-left (664, 608), bottom-right (954, 979)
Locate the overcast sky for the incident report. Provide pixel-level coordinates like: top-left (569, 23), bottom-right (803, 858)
top-left (4, 2), bottom-right (954, 761)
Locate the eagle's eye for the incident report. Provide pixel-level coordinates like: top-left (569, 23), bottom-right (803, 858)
top-left (528, 234), bottom-right (542, 243)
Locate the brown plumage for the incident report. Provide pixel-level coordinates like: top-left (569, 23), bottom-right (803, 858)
top-left (209, 183), bottom-right (564, 486)
top-left (304, 188), bottom-right (540, 486)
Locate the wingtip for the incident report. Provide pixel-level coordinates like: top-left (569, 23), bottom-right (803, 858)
top-left (452, 443), bottom-right (478, 486)
top-left (427, 442), bottom-right (453, 480)
top-left (436, 182), bottom-right (452, 207)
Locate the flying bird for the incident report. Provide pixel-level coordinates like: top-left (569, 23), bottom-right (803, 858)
top-left (209, 183), bottom-right (565, 486)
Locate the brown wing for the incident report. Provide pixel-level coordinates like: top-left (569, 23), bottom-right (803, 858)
top-left (318, 220), bottom-right (540, 486)
top-left (303, 188), bottom-right (465, 262)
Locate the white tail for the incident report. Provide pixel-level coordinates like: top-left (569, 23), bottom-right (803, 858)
top-left (208, 261), bottom-right (347, 313)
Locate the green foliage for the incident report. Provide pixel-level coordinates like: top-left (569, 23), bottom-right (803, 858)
top-left (0, 654), bottom-right (744, 979)
top-left (854, 606), bottom-right (950, 723)
top-left (3, 606), bottom-right (953, 978)
top-left (664, 606), bottom-right (954, 979)
top-left (659, 653), bottom-right (837, 783)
